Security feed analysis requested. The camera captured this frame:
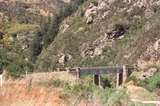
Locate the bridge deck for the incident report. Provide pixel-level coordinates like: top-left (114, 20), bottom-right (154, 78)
top-left (69, 65), bottom-right (134, 77)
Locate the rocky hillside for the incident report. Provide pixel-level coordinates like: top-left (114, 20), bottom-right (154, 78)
top-left (0, 0), bottom-right (160, 76)
top-left (36, 0), bottom-right (160, 71)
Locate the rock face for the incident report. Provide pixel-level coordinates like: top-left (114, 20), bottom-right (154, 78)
top-left (79, 34), bottom-right (113, 58)
top-left (84, 3), bottom-right (97, 24)
top-left (58, 53), bottom-right (72, 65)
top-left (79, 23), bottom-right (128, 58)
top-left (0, 12), bottom-right (8, 30)
top-left (154, 39), bottom-right (160, 51)
top-left (60, 24), bottom-right (70, 33)
top-left (138, 39), bottom-right (160, 69)
top-left (107, 24), bottom-right (128, 39)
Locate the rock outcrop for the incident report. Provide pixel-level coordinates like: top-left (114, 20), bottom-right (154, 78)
top-left (84, 3), bottom-right (97, 24)
top-left (79, 34), bottom-right (113, 58)
top-left (58, 53), bottom-right (72, 65)
top-left (138, 39), bottom-right (160, 69)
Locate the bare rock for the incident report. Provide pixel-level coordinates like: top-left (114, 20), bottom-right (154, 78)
top-left (62, 0), bottom-right (71, 3)
top-left (154, 39), bottom-right (160, 51)
top-left (84, 3), bottom-right (97, 24)
top-left (102, 11), bottom-right (110, 19)
top-left (79, 43), bottom-right (94, 58)
top-left (138, 40), bottom-right (160, 69)
top-left (98, 1), bottom-right (109, 10)
top-left (60, 24), bottom-right (70, 33)
top-left (108, 0), bottom-right (116, 4)
top-left (144, 21), bottom-right (152, 31)
top-left (155, 1), bottom-right (160, 6)
top-left (145, 9), bottom-right (154, 18)
top-left (79, 34), bottom-right (113, 58)
top-left (94, 47), bottom-right (103, 56)
top-left (123, 0), bottom-right (131, 4)
top-left (107, 24), bottom-right (128, 39)
top-left (86, 16), bottom-right (93, 24)
top-left (58, 53), bottom-right (72, 65)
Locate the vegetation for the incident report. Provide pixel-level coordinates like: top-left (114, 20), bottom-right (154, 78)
top-left (6, 24), bottom-right (38, 35)
top-left (138, 72), bottom-right (160, 91)
top-left (50, 78), bottom-right (132, 106)
top-left (0, 1), bottom-right (160, 105)
top-left (0, 48), bottom-right (33, 78)
top-left (41, 0), bottom-right (86, 48)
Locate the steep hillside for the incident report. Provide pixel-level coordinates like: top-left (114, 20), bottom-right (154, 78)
top-left (0, 0), bottom-right (85, 76)
top-left (0, 0), bottom-right (160, 106)
top-left (0, 0), bottom-right (160, 75)
top-left (36, 0), bottom-right (160, 71)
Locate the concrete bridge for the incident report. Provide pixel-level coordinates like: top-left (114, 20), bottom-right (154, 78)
top-left (0, 65), bottom-right (135, 88)
top-left (57, 65), bottom-right (135, 88)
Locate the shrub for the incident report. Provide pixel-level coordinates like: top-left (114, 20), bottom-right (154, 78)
top-left (138, 72), bottom-right (160, 91)
top-left (0, 48), bottom-right (33, 78)
top-left (52, 79), bottom-right (69, 88)
top-left (55, 79), bottom-right (130, 106)
top-left (126, 75), bottom-right (138, 84)
top-left (30, 31), bottom-right (43, 62)
top-left (95, 88), bottom-right (130, 106)
top-left (6, 24), bottom-right (37, 35)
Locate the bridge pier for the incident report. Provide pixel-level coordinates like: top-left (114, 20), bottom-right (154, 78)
top-left (116, 65), bottom-right (128, 88)
top-left (93, 74), bottom-right (101, 87)
top-left (116, 70), bottom-right (123, 88)
top-left (76, 68), bottom-right (80, 81)
top-left (122, 65), bottom-right (128, 85)
top-left (116, 70), bottom-right (120, 88)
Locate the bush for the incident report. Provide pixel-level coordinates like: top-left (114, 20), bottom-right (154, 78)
top-left (52, 79), bottom-right (69, 88)
top-left (54, 79), bottom-right (130, 106)
top-left (0, 48), bottom-right (33, 78)
top-left (126, 75), bottom-right (138, 84)
top-left (30, 31), bottom-right (43, 62)
top-left (95, 88), bottom-right (130, 106)
top-left (138, 72), bottom-right (160, 91)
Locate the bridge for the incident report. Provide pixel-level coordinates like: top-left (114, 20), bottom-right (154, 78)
top-left (57, 65), bottom-right (135, 88)
top-left (0, 65), bottom-right (135, 88)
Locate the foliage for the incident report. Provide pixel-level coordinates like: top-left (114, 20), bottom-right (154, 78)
top-left (0, 48), bottom-right (33, 78)
top-left (41, 0), bottom-right (86, 48)
top-left (52, 79), bottom-right (69, 88)
top-left (95, 88), bottom-right (130, 106)
top-left (6, 23), bottom-right (37, 35)
top-left (51, 78), bottom-right (130, 106)
top-left (30, 31), bottom-right (43, 62)
top-left (126, 75), bottom-right (138, 84)
top-left (138, 72), bottom-right (160, 91)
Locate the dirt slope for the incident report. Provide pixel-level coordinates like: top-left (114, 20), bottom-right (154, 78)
top-left (0, 80), bottom-right (67, 106)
